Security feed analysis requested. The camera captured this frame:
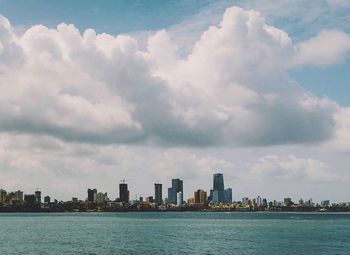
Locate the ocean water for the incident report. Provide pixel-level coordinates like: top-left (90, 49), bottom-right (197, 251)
top-left (0, 212), bottom-right (349, 255)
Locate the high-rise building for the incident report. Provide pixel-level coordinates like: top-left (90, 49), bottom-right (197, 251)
top-left (194, 189), bottom-right (207, 204)
top-left (14, 190), bottom-right (24, 204)
top-left (24, 194), bottom-right (36, 206)
top-left (284, 197), bottom-right (292, 207)
top-left (212, 173), bottom-right (225, 203)
top-left (2, 191), bottom-right (20, 205)
top-left (256, 196), bottom-right (262, 207)
top-left (252, 198), bottom-right (257, 207)
top-left (44, 196), bottom-right (51, 204)
top-left (87, 188), bottom-right (97, 203)
top-left (35, 191), bottom-right (41, 205)
top-left (168, 179), bottom-right (183, 204)
top-left (224, 188), bottom-right (232, 204)
top-left (154, 183), bottom-right (162, 205)
top-left (209, 189), bottom-right (213, 202)
top-left (212, 190), bottom-right (219, 204)
top-left (0, 189), bottom-right (7, 204)
top-left (146, 196), bottom-right (154, 203)
top-left (321, 200), bottom-right (330, 207)
top-left (4, 192), bottom-right (14, 204)
top-left (168, 188), bottom-right (174, 204)
top-left (177, 192), bottom-right (183, 207)
top-left (263, 198), bottom-right (268, 206)
top-left (306, 198), bottom-right (313, 207)
top-left (119, 183), bottom-right (129, 203)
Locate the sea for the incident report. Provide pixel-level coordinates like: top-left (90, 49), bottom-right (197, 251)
top-left (0, 212), bottom-right (349, 255)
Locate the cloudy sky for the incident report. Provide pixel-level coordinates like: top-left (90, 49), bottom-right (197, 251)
top-left (0, 0), bottom-right (349, 202)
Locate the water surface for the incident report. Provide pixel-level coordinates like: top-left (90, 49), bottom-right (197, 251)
top-left (0, 212), bottom-right (349, 254)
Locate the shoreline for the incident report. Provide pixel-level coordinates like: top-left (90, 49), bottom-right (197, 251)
top-left (1, 209), bottom-right (350, 213)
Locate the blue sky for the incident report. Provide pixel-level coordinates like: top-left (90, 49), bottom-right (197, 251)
top-left (1, 0), bottom-right (349, 106)
top-left (0, 0), bottom-right (213, 33)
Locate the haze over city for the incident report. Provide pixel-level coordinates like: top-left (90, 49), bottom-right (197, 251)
top-left (0, 0), bottom-right (350, 202)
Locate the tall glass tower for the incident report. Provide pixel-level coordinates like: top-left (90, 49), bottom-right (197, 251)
top-left (119, 183), bottom-right (129, 203)
top-left (87, 188), bottom-right (97, 203)
top-left (154, 183), bottom-right (162, 205)
top-left (213, 173), bottom-right (225, 203)
top-left (35, 190), bottom-right (42, 205)
top-left (168, 179), bottom-right (183, 204)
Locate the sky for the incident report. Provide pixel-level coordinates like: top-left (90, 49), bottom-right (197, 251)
top-left (0, 0), bottom-right (349, 203)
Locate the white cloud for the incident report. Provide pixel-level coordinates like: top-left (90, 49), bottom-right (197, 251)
top-left (327, 107), bottom-right (350, 151)
top-left (292, 30), bottom-right (350, 66)
top-left (0, 15), bottom-right (23, 69)
top-left (0, 132), bottom-right (237, 199)
top-left (0, 6), bottom-right (348, 150)
top-left (1, 4), bottom-right (350, 202)
top-left (250, 155), bottom-right (341, 182)
top-left (0, 131), bottom-right (345, 201)
top-left (146, 7), bottom-right (338, 146)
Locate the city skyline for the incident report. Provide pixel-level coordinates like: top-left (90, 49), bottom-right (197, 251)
top-left (0, 1), bottom-right (350, 202)
top-left (0, 172), bottom-right (342, 206)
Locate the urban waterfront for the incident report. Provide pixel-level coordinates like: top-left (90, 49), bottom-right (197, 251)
top-left (0, 212), bottom-right (349, 255)
top-left (2, 173), bottom-right (350, 213)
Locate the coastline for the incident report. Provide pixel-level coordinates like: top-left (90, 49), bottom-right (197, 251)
top-left (1, 208), bottom-right (350, 213)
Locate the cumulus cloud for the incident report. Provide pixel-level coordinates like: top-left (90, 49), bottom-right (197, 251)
top-left (0, 6), bottom-right (348, 149)
top-left (0, 130), bottom-right (345, 200)
top-left (250, 155), bottom-right (341, 182)
top-left (0, 16), bottom-right (23, 69)
top-left (292, 30), bottom-right (350, 66)
top-left (1, 4), bottom-right (350, 202)
top-left (327, 107), bottom-right (350, 151)
top-left (0, 132), bottom-right (237, 199)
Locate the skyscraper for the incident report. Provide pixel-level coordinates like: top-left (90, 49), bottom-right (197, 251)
top-left (168, 187), bottom-right (174, 204)
top-left (168, 179), bottom-right (183, 204)
top-left (177, 192), bottom-right (183, 207)
top-left (146, 196), bottom-right (154, 203)
top-left (212, 190), bottom-right (219, 204)
top-left (0, 189), bottom-right (7, 204)
top-left (14, 190), bottom-right (24, 204)
top-left (213, 173), bottom-right (225, 203)
top-left (119, 183), bottom-right (129, 203)
top-left (24, 194), bottom-right (36, 206)
top-left (194, 189), bottom-right (207, 204)
top-left (35, 190), bottom-right (41, 205)
top-left (284, 197), bottom-right (292, 207)
top-left (87, 188), bottom-right (97, 203)
top-left (44, 196), bottom-right (51, 204)
top-left (154, 183), bottom-right (162, 205)
top-left (224, 188), bottom-right (232, 204)
top-left (256, 196), bottom-right (262, 207)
